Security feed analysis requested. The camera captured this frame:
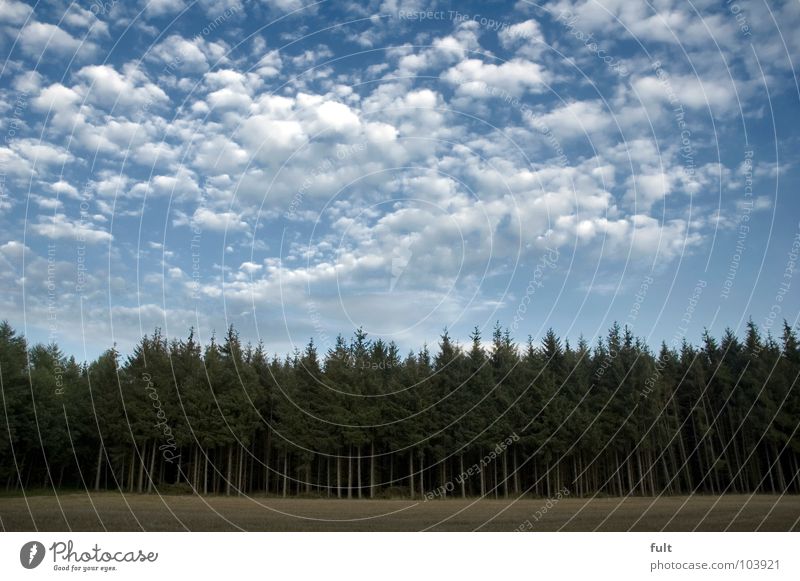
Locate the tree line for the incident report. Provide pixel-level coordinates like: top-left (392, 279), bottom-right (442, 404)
top-left (1, 319), bottom-right (798, 499)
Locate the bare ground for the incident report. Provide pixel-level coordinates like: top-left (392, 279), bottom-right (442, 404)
top-left (0, 493), bottom-right (797, 531)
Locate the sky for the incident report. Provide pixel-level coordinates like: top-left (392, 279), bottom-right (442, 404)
top-left (0, 0), bottom-right (799, 361)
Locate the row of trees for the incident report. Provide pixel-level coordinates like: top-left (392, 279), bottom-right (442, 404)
top-left (1, 320), bottom-right (798, 498)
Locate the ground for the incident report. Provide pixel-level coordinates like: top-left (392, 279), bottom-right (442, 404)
top-left (1, 493), bottom-right (797, 531)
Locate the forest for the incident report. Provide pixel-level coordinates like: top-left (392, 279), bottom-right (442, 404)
top-left (0, 319), bottom-right (798, 499)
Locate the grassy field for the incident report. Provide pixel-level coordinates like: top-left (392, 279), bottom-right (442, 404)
top-left (1, 493), bottom-right (798, 531)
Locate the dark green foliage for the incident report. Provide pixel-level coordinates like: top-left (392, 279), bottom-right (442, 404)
top-left (1, 320), bottom-right (799, 497)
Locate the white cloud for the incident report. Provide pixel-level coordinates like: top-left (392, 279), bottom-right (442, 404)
top-left (0, 146), bottom-right (32, 177)
top-left (50, 180), bottom-right (80, 198)
top-left (0, 0), bottom-right (33, 25)
top-left (30, 213), bottom-right (113, 243)
top-left (143, 0), bottom-right (187, 17)
top-left (208, 87), bottom-right (252, 111)
top-left (628, 172), bottom-right (671, 210)
top-left (76, 64), bottom-right (169, 112)
top-left (31, 194), bottom-right (63, 210)
top-left (31, 82), bottom-right (81, 111)
top-left (91, 172), bottom-right (130, 198)
top-left (129, 168), bottom-right (200, 199)
top-left (13, 70), bottom-right (42, 93)
top-left (311, 100), bottom-right (361, 136)
top-left (0, 240), bottom-right (32, 260)
top-left (443, 58), bottom-right (549, 96)
top-left (395, 34), bottom-right (471, 74)
top-left (151, 34), bottom-right (210, 72)
top-left (239, 116), bottom-right (306, 160)
top-left (11, 139), bottom-right (74, 167)
top-left (254, 49), bottom-right (282, 77)
top-left (30, 83), bottom-right (82, 131)
top-left (19, 22), bottom-right (95, 59)
top-left (150, 34), bottom-right (230, 74)
top-left (536, 100), bottom-right (612, 138)
top-left (239, 261), bottom-right (262, 273)
top-left (63, 4), bottom-right (109, 36)
top-left (190, 207), bottom-right (248, 232)
top-left (499, 19), bottom-right (544, 59)
top-left (260, 0), bottom-right (305, 12)
top-left (632, 73), bottom-right (737, 113)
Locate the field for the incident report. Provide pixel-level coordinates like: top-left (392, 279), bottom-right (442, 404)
top-left (0, 493), bottom-right (798, 531)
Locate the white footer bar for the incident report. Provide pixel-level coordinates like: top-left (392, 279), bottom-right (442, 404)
top-left (1, 533), bottom-right (796, 580)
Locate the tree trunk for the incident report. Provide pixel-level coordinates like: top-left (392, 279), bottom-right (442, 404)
top-left (357, 445), bottom-right (362, 499)
top-left (191, 446), bottom-right (198, 491)
top-left (337, 453), bottom-right (342, 499)
top-left (409, 452), bottom-right (415, 499)
top-left (493, 455), bottom-right (498, 498)
top-left (370, 441), bottom-right (375, 498)
top-left (94, 444), bottom-right (103, 491)
top-left (248, 444), bottom-right (255, 493)
top-left (480, 450), bottom-right (486, 496)
top-left (306, 454), bottom-right (312, 494)
top-left (418, 452), bottom-right (424, 497)
top-left (223, 445), bottom-right (231, 496)
top-left (728, 416), bottom-right (744, 492)
top-left (116, 451), bottom-right (124, 492)
top-left (347, 447), bottom-right (353, 499)
top-left (546, 459), bottom-right (551, 497)
top-left (626, 452), bottom-right (635, 494)
top-left (264, 430), bottom-right (272, 495)
top-left (137, 442), bottom-right (146, 493)
top-left (238, 445), bottom-right (245, 495)
top-left (502, 451), bottom-right (509, 498)
top-left (147, 440), bottom-right (157, 493)
top-left (661, 450), bottom-right (673, 494)
top-left (203, 449), bottom-right (208, 495)
top-left (129, 446), bottom-right (136, 492)
top-left (648, 449), bottom-right (657, 495)
top-left (773, 444), bottom-right (787, 492)
top-left (282, 451), bottom-right (289, 498)
top-left (636, 448), bottom-right (644, 495)
top-left (459, 454), bottom-right (466, 498)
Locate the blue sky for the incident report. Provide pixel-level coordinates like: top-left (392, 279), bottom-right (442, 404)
top-left (0, 0), bottom-right (798, 360)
